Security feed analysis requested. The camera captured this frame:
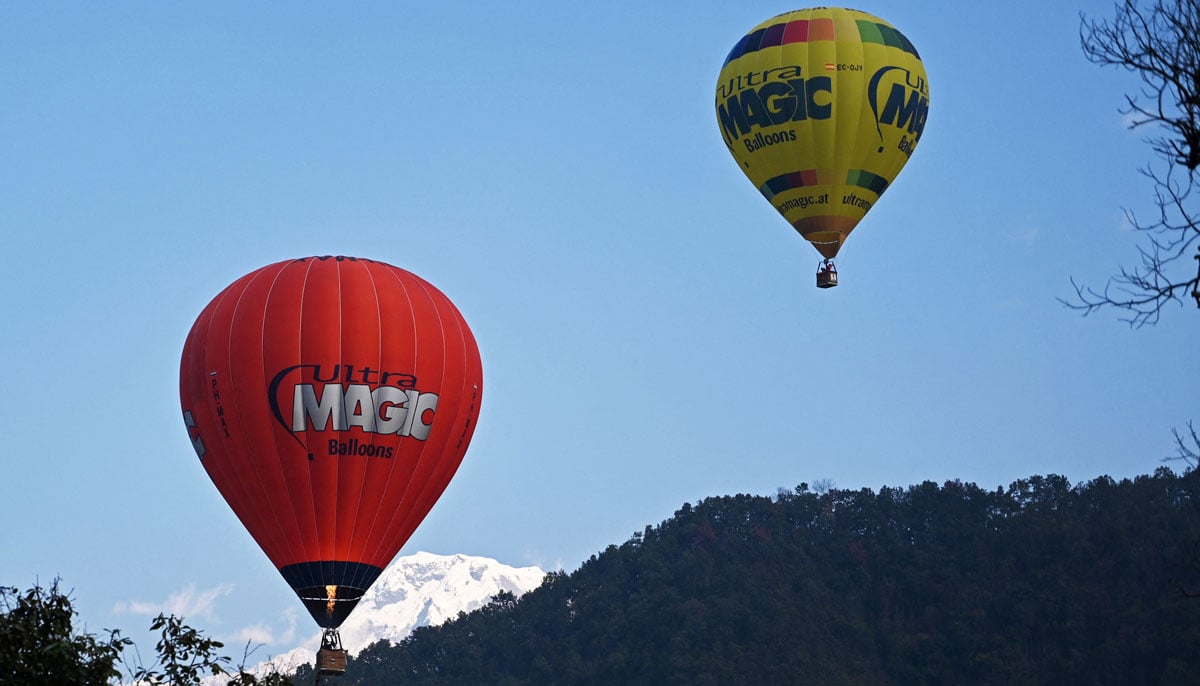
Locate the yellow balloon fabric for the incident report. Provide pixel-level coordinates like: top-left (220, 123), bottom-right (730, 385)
top-left (716, 8), bottom-right (929, 259)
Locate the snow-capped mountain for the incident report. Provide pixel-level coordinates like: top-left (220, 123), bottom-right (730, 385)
top-left (338, 551), bottom-right (546, 651)
top-left (241, 552), bottom-right (545, 678)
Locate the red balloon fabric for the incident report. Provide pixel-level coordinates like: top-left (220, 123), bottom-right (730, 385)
top-left (180, 256), bottom-right (482, 628)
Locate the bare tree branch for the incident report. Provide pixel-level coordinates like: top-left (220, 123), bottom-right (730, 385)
top-left (1166, 420), bottom-right (1200, 467)
top-left (1064, 0), bottom-right (1200, 326)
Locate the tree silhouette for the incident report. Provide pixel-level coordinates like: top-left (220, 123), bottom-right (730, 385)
top-left (0, 580), bottom-right (129, 684)
top-left (0, 580), bottom-right (294, 685)
top-left (1065, 0), bottom-right (1200, 326)
top-left (326, 472), bottom-right (1200, 684)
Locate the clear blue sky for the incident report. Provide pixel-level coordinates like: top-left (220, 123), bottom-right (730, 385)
top-left (2, 0), bottom-right (1196, 657)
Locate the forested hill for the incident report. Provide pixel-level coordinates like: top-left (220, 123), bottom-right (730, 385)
top-left (298, 469), bottom-right (1200, 685)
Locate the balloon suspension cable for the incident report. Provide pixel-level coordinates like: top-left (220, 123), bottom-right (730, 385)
top-left (321, 628), bottom-right (343, 651)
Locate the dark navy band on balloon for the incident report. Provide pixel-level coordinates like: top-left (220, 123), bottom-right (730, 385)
top-left (280, 560), bottom-right (385, 628)
top-left (281, 560), bottom-right (384, 591)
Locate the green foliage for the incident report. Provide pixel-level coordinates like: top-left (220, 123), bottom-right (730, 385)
top-left (130, 613), bottom-right (232, 685)
top-left (0, 580), bottom-right (294, 685)
top-left (222, 642), bottom-right (298, 686)
top-left (124, 614), bottom-right (298, 685)
top-left (325, 468), bottom-right (1200, 685)
top-left (8, 469), bottom-right (1200, 684)
top-left (0, 579), bottom-right (130, 685)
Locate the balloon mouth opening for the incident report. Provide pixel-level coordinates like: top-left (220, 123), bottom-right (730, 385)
top-left (791, 217), bottom-right (854, 260)
top-left (280, 560), bottom-right (384, 628)
top-left (802, 230), bottom-right (846, 260)
top-left (295, 584), bottom-right (369, 628)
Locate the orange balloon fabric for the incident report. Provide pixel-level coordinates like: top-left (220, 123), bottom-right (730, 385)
top-left (180, 256), bottom-right (482, 628)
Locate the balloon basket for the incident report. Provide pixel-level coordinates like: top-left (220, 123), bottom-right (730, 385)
top-left (316, 629), bottom-right (347, 677)
top-left (816, 267), bottom-right (838, 289)
top-left (316, 649), bottom-right (346, 676)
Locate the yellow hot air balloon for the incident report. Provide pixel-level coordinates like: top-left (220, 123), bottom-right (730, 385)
top-left (715, 7), bottom-right (929, 287)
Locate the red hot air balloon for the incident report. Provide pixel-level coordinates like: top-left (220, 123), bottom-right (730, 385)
top-left (179, 256), bottom-right (482, 642)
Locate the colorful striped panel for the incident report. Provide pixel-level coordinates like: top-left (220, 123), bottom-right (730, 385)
top-left (847, 169), bottom-right (889, 195)
top-left (759, 168), bottom-right (890, 199)
top-left (758, 169), bottom-right (823, 200)
top-left (724, 17), bottom-right (920, 66)
top-left (855, 20), bottom-right (920, 57)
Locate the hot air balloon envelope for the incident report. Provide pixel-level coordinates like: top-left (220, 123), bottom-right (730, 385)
top-left (180, 256), bottom-right (482, 628)
top-left (716, 7), bottom-right (930, 260)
